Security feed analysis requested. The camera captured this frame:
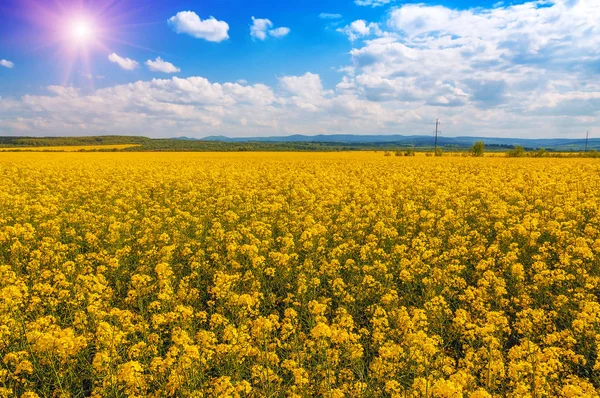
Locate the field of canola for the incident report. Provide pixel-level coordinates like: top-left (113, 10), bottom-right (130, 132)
top-left (1, 152), bottom-right (600, 398)
top-left (0, 145), bottom-right (140, 152)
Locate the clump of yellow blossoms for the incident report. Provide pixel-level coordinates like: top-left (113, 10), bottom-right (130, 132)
top-left (1, 152), bottom-right (600, 397)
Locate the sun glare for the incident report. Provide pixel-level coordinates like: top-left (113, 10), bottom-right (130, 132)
top-left (70, 19), bottom-right (94, 44)
top-left (23, 0), bottom-right (142, 84)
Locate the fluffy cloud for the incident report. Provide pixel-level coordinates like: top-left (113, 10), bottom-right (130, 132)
top-left (168, 11), bottom-right (229, 42)
top-left (337, 20), bottom-right (383, 41)
top-left (146, 57), bottom-right (181, 74)
top-left (280, 73), bottom-right (328, 100)
top-left (269, 27), bottom-right (291, 38)
top-left (0, 74), bottom-right (391, 137)
top-left (108, 53), bottom-right (139, 71)
top-left (337, 0), bottom-right (600, 133)
top-left (319, 13), bottom-right (342, 19)
top-left (0, 68), bottom-right (596, 138)
top-left (0, 59), bottom-right (14, 68)
top-left (355, 0), bottom-right (393, 7)
top-left (250, 17), bottom-right (291, 40)
top-left (250, 18), bottom-right (272, 41)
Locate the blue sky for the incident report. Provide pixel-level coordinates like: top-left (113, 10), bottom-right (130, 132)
top-left (0, 0), bottom-right (598, 138)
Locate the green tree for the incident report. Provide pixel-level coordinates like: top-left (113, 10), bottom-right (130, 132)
top-left (585, 149), bottom-right (600, 158)
top-left (470, 141), bottom-right (485, 157)
top-left (507, 145), bottom-right (525, 157)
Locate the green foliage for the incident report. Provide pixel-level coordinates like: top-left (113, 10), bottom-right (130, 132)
top-left (395, 149), bottom-right (416, 156)
top-left (130, 140), bottom-right (368, 152)
top-left (434, 147), bottom-right (443, 157)
top-left (533, 148), bottom-right (547, 157)
top-left (582, 150), bottom-right (600, 158)
top-left (470, 141), bottom-right (485, 157)
top-left (0, 135), bottom-right (148, 147)
top-left (507, 145), bottom-right (526, 157)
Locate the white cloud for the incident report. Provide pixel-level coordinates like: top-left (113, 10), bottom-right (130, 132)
top-left (0, 66), bottom-right (597, 138)
top-left (341, 0), bottom-right (600, 120)
top-left (146, 57), bottom-right (181, 74)
top-left (108, 53), bottom-right (139, 71)
top-left (269, 27), bottom-right (291, 38)
top-left (279, 72), bottom-right (329, 101)
top-left (83, 73), bottom-right (105, 80)
top-left (250, 18), bottom-right (272, 40)
top-left (0, 59), bottom-right (14, 68)
top-left (355, 0), bottom-right (393, 7)
top-left (168, 11), bottom-right (229, 42)
top-left (0, 74), bottom-right (387, 137)
top-left (250, 17), bottom-right (291, 40)
top-left (337, 20), bottom-right (383, 41)
top-left (388, 5), bottom-right (455, 36)
top-left (319, 13), bottom-right (343, 19)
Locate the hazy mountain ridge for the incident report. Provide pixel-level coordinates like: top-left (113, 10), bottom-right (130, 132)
top-left (197, 134), bottom-right (598, 150)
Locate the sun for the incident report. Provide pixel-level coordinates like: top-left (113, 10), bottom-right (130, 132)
top-left (69, 19), bottom-right (94, 44)
top-left (21, 0), bottom-right (147, 85)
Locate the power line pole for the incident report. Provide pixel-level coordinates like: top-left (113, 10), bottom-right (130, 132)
top-left (434, 118), bottom-right (441, 151)
top-left (585, 130), bottom-right (589, 152)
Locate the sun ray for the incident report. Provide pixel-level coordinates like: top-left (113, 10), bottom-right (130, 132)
top-left (103, 36), bottom-right (168, 56)
top-left (111, 20), bottom-right (165, 29)
top-left (14, 0), bottom-right (165, 84)
top-left (96, 0), bottom-right (122, 15)
top-left (59, 48), bottom-right (77, 87)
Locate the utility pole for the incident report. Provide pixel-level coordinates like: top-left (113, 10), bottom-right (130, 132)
top-left (434, 119), bottom-right (441, 151)
top-left (585, 131), bottom-right (589, 152)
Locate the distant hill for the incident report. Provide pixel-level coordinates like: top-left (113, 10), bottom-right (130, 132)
top-left (195, 134), bottom-right (599, 151)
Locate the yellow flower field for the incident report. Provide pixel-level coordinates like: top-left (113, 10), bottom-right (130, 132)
top-left (1, 152), bottom-right (599, 397)
top-left (0, 144), bottom-right (140, 152)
